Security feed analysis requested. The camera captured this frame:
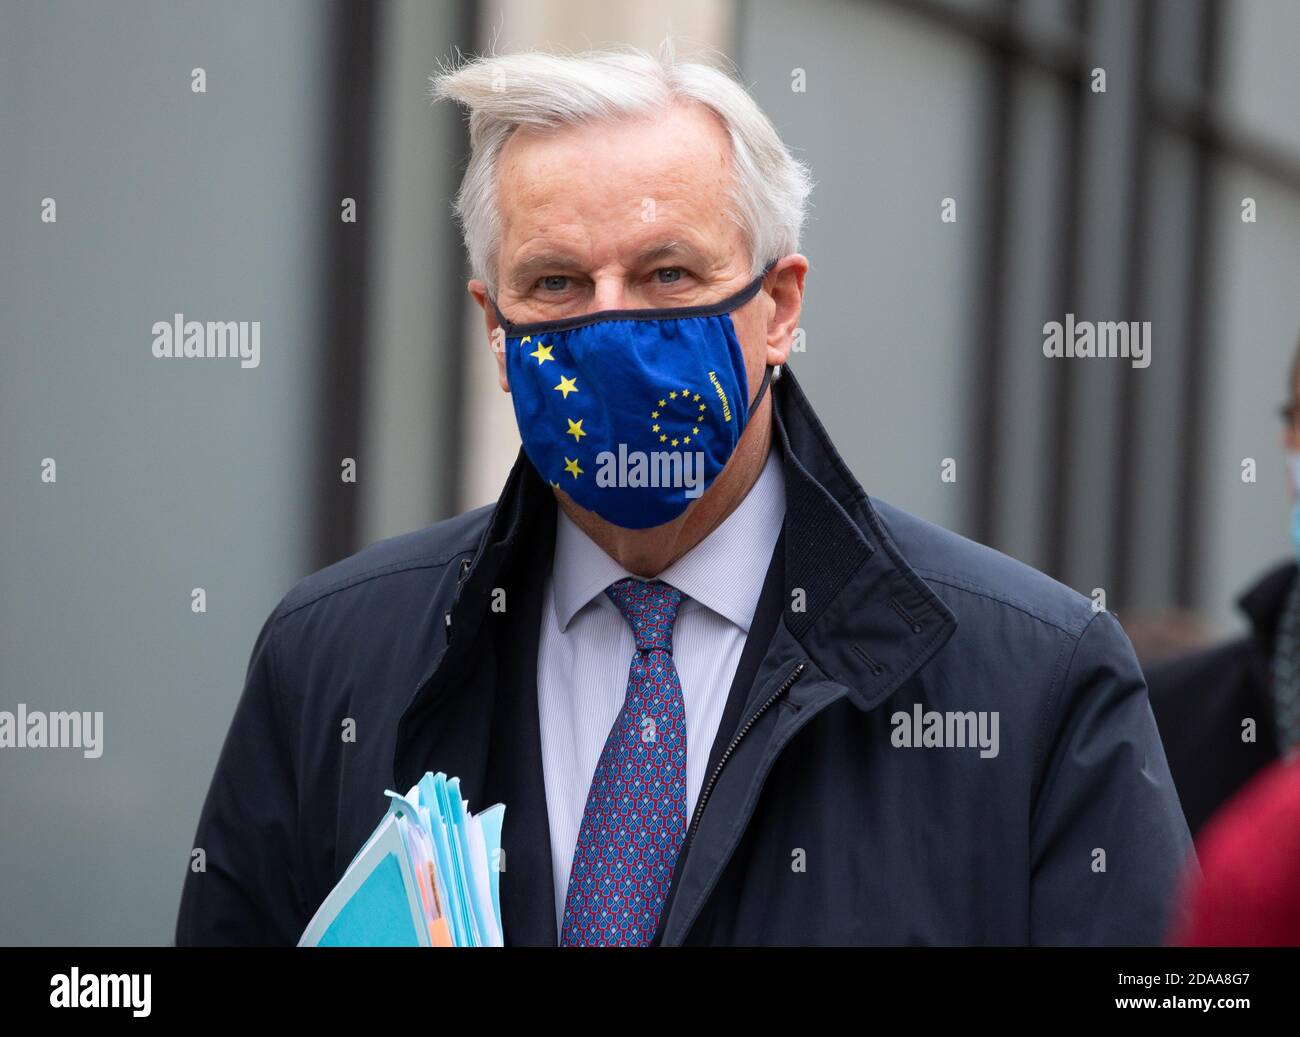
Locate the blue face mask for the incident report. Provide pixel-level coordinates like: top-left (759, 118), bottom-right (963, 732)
top-left (491, 269), bottom-right (774, 530)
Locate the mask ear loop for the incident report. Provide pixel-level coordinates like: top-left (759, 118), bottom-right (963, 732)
top-left (748, 363), bottom-right (774, 415)
top-left (742, 256), bottom-right (784, 415)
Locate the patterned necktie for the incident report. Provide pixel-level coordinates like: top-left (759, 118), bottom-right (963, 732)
top-left (560, 577), bottom-right (688, 946)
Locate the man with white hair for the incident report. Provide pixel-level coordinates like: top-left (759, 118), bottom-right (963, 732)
top-left (177, 44), bottom-right (1192, 946)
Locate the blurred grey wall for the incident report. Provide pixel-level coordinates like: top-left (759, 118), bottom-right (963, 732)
top-left (0, 0), bottom-right (332, 945)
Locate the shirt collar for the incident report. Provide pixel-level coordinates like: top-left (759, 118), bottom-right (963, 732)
top-left (551, 445), bottom-right (786, 634)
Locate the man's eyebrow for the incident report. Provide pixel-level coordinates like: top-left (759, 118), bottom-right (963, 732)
top-left (507, 252), bottom-right (585, 290)
top-left (631, 240), bottom-right (712, 267)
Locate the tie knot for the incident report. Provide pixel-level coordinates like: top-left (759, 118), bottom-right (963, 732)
top-left (605, 577), bottom-right (684, 653)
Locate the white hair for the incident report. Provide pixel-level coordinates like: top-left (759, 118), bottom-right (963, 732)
top-left (429, 41), bottom-right (814, 294)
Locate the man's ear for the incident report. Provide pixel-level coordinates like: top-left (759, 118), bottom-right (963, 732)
top-left (468, 278), bottom-right (509, 393)
top-left (764, 254), bottom-right (809, 366)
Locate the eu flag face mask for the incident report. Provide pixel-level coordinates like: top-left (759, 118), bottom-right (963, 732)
top-left (491, 270), bottom-right (774, 530)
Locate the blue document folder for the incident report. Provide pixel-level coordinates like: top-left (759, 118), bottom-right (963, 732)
top-left (298, 773), bottom-right (505, 947)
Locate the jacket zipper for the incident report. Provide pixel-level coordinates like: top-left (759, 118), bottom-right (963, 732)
top-left (653, 660), bottom-right (807, 944)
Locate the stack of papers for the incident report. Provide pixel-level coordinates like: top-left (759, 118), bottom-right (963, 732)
top-left (298, 772), bottom-right (505, 947)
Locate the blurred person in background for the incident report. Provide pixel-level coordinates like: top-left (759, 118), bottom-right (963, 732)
top-left (1147, 336), bottom-right (1300, 839)
top-left (1170, 753), bottom-right (1300, 946)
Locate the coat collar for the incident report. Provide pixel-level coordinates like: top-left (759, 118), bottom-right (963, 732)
top-left (764, 365), bottom-right (957, 710)
top-left (398, 363), bottom-right (956, 744)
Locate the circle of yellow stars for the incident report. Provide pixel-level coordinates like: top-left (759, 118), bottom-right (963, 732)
top-left (650, 388), bottom-right (707, 448)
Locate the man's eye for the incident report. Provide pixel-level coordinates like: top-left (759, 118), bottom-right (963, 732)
top-left (538, 275), bottom-right (569, 292)
top-left (655, 267), bottom-right (684, 284)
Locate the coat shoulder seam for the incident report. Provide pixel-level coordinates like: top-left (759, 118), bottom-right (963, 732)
top-left (274, 547), bottom-right (475, 622)
top-left (912, 566), bottom-right (1089, 639)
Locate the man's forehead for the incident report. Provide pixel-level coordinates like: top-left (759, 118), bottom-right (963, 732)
top-left (495, 104), bottom-right (737, 277)
top-left (498, 104), bottom-right (731, 210)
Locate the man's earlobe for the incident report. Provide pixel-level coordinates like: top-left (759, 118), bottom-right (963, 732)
top-left (765, 256), bottom-right (808, 365)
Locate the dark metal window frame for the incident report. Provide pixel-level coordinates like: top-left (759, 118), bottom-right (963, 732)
top-left (314, 0), bottom-right (479, 568)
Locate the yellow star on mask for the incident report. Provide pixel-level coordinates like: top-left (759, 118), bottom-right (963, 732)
top-left (692, 393), bottom-right (701, 402)
top-left (566, 418), bottom-right (586, 442)
top-left (659, 434), bottom-right (668, 442)
top-left (683, 435), bottom-right (691, 444)
top-left (529, 341), bottom-right (554, 365)
top-left (692, 426), bottom-right (700, 434)
top-left (651, 410), bottom-right (659, 419)
top-left (520, 336), bottom-right (531, 347)
top-left (564, 457), bottom-right (583, 478)
top-left (554, 375), bottom-right (578, 398)
top-left (669, 391), bottom-right (678, 400)
top-left (651, 423), bottom-right (660, 433)
top-left (658, 398), bottom-right (666, 407)
top-left (549, 480), bottom-right (560, 489)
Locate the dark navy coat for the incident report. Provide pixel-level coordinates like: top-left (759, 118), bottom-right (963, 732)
top-left (176, 366), bottom-right (1194, 946)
